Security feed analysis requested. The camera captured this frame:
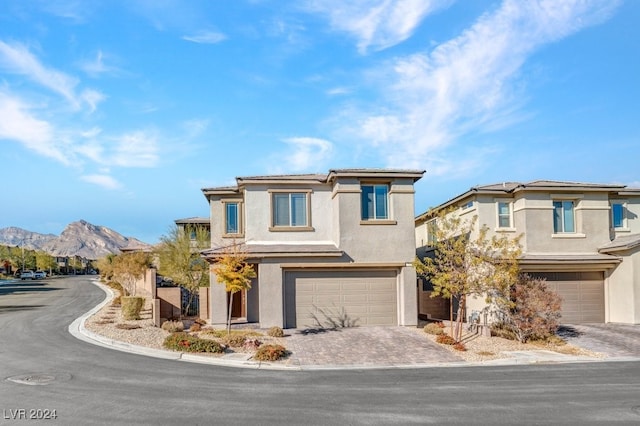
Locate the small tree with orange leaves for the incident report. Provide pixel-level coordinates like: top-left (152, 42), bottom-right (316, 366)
top-left (211, 243), bottom-right (256, 334)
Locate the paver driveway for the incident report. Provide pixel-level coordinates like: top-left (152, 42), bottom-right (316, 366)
top-left (558, 324), bottom-right (640, 358)
top-left (283, 326), bottom-right (463, 367)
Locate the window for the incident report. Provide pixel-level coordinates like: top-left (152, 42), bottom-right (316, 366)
top-left (361, 184), bottom-right (389, 220)
top-left (225, 202), bottom-right (240, 234)
top-left (612, 202), bottom-right (625, 229)
top-left (553, 200), bottom-right (575, 233)
top-left (427, 219), bottom-right (437, 245)
top-left (272, 192), bottom-right (308, 227)
top-left (497, 201), bottom-right (511, 228)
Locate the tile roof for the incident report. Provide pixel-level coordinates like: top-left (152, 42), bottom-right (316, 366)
top-left (599, 234), bottom-right (640, 253)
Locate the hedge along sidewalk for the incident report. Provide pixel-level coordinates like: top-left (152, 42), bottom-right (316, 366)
top-left (68, 279), bottom-right (300, 370)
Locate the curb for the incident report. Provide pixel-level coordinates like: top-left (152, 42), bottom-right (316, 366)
top-left (68, 280), bottom-right (302, 370)
top-left (69, 280), bottom-right (640, 371)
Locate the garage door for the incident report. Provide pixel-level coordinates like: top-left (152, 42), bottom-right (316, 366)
top-left (530, 272), bottom-right (605, 324)
top-left (284, 270), bottom-right (397, 329)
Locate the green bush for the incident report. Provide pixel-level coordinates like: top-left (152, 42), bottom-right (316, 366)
top-left (267, 326), bottom-right (284, 337)
top-left (436, 334), bottom-right (457, 345)
top-left (253, 344), bottom-right (287, 361)
top-left (163, 332), bottom-right (224, 353)
top-left (424, 323), bottom-right (445, 335)
top-left (161, 320), bottom-right (185, 333)
top-left (121, 296), bottom-right (145, 320)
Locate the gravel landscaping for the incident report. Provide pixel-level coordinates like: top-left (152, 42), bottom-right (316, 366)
top-left (85, 297), bottom-right (605, 366)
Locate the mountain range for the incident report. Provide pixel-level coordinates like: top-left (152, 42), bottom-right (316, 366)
top-left (0, 220), bottom-right (150, 259)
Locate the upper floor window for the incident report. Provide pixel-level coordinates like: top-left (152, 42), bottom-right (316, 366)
top-left (553, 200), bottom-right (575, 233)
top-left (497, 201), bottom-right (512, 228)
top-left (612, 202), bottom-right (626, 229)
top-left (361, 184), bottom-right (389, 220)
top-left (272, 192), bottom-right (308, 227)
top-left (225, 202), bottom-right (240, 235)
top-left (426, 219), bottom-right (437, 245)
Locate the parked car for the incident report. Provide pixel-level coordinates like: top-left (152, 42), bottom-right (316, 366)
top-left (34, 271), bottom-right (46, 279)
top-left (20, 271), bottom-right (35, 280)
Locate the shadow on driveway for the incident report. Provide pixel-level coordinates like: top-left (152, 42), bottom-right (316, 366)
top-left (559, 323), bottom-right (640, 358)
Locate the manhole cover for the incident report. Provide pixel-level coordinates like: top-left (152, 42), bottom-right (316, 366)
top-left (7, 373), bottom-right (57, 386)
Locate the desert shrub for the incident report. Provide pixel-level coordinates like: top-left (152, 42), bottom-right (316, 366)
top-left (494, 274), bottom-right (563, 343)
top-left (106, 281), bottom-right (127, 296)
top-left (221, 333), bottom-right (248, 348)
top-left (161, 320), bottom-right (185, 333)
top-left (194, 318), bottom-right (207, 326)
top-left (115, 323), bottom-right (141, 330)
top-left (243, 338), bottom-right (262, 351)
top-left (189, 322), bottom-right (202, 332)
top-left (491, 322), bottom-right (518, 341)
top-left (452, 342), bottom-right (466, 351)
top-left (267, 326), bottom-right (284, 337)
top-left (436, 334), bottom-right (457, 345)
top-left (253, 344), bottom-right (287, 361)
top-left (121, 296), bottom-right (145, 320)
top-left (163, 332), bottom-right (224, 353)
top-left (203, 329), bottom-right (262, 338)
top-left (423, 323), bottom-right (445, 335)
top-left (111, 296), bottom-right (122, 307)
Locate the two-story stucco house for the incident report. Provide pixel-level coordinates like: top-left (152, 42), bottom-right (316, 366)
top-left (201, 169), bottom-right (424, 329)
top-left (415, 180), bottom-right (640, 325)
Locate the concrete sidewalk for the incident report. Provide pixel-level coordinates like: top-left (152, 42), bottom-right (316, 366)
top-left (69, 280), bottom-right (639, 371)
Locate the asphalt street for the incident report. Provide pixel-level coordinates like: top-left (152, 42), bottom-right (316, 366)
top-left (1, 276), bottom-right (639, 425)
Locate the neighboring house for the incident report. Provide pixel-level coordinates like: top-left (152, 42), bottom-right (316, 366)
top-left (415, 180), bottom-right (640, 325)
top-left (174, 217), bottom-right (211, 248)
top-left (201, 169), bottom-right (424, 329)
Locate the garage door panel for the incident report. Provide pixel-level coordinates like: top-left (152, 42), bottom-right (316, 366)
top-left (532, 272), bottom-right (604, 324)
top-left (285, 271), bottom-right (398, 328)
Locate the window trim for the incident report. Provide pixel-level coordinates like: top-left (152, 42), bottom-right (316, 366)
top-left (611, 200), bottom-right (628, 231)
top-left (360, 183), bottom-right (391, 222)
top-left (552, 199), bottom-right (576, 234)
top-left (222, 200), bottom-right (244, 237)
top-left (495, 199), bottom-right (515, 231)
top-left (268, 189), bottom-right (313, 232)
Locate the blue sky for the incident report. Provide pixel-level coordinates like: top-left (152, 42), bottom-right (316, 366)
top-left (0, 0), bottom-right (638, 243)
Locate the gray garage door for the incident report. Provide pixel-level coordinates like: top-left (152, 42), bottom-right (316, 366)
top-left (284, 270), bottom-right (397, 329)
top-left (530, 272), bottom-right (605, 324)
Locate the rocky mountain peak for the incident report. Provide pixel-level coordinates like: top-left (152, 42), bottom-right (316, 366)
top-left (0, 221), bottom-right (150, 259)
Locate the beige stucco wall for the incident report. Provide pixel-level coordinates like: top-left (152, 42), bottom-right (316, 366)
top-left (335, 178), bottom-right (418, 263)
top-left (606, 248), bottom-right (640, 324)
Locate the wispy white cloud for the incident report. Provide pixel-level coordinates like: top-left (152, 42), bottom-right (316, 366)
top-left (341, 0), bottom-right (620, 172)
top-left (326, 87), bottom-right (351, 96)
top-left (0, 40), bottom-right (104, 112)
top-left (79, 50), bottom-right (122, 77)
top-left (81, 174), bottom-right (122, 190)
top-left (303, 0), bottom-right (453, 53)
top-left (183, 118), bottom-right (210, 138)
top-left (0, 92), bottom-right (67, 163)
top-left (182, 31), bottom-right (227, 44)
top-left (270, 137), bottom-right (334, 173)
top-left (110, 131), bottom-right (160, 168)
